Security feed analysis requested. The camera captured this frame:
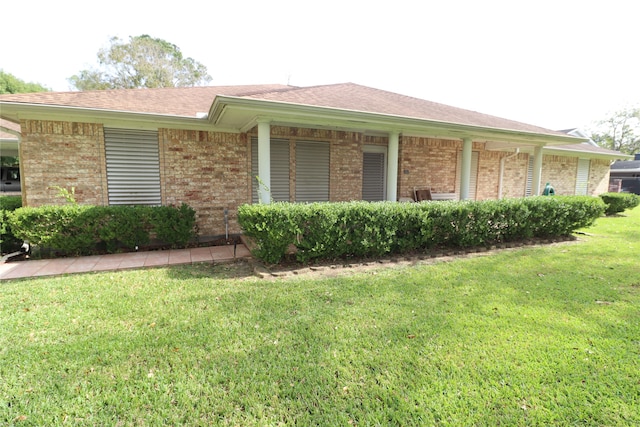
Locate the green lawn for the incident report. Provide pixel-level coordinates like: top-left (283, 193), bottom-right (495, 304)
top-left (1, 208), bottom-right (639, 426)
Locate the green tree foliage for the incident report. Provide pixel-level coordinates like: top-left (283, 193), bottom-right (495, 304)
top-left (0, 70), bottom-right (50, 94)
top-left (68, 35), bottom-right (212, 90)
top-left (589, 106), bottom-right (640, 155)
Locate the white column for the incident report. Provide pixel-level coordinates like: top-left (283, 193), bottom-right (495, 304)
top-left (532, 145), bottom-right (544, 196)
top-left (386, 131), bottom-right (399, 201)
top-left (257, 120), bottom-right (271, 204)
top-left (460, 138), bottom-right (473, 200)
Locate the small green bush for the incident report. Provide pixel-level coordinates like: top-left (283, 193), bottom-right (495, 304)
top-left (8, 203), bottom-right (196, 256)
top-left (599, 192), bottom-right (640, 215)
top-left (238, 196), bottom-right (605, 264)
top-left (0, 195), bottom-right (22, 211)
top-left (0, 195), bottom-right (23, 254)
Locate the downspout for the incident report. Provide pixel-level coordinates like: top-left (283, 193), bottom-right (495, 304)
top-left (498, 149), bottom-right (519, 199)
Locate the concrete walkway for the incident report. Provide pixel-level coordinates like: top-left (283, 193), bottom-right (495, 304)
top-left (0, 244), bottom-right (251, 280)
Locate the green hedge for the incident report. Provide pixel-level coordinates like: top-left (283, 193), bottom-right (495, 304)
top-left (7, 203), bottom-right (196, 256)
top-left (238, 196), bottom-right (605, 264)
top-left (599, 192), bottom-right (640, 215)
top-left (0, 195), bottom-right (23, 254)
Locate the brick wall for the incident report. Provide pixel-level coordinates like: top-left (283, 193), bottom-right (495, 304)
top-left (18, 119), bottom-right (613, 239)
top-left (252, 126), bottom-right (372, 202)
top-left (160, 129), bottom-right (248, 236)
top-left (19, 120), bottom-right (106, 206)
top-left (399, 136), bottom-right (460, 199)
top-left (588, 159), bottom-right (611, 195)
top-left (501, 153), bottom-right (529, 198)
top-left (476, 145), bottom-right (501, 200)
top-left (540, 155), bottom-right (578, 195)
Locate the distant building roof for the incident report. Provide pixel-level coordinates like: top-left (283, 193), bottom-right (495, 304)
top-left (611, 160), bottom-right (640, 173)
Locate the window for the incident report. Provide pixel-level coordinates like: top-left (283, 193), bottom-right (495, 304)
top-left (250, 138), bottom-right (329, 203)
top-left (295, 141), bottom-right (330, 202)
top-left (362, 146), bottom-right (386, 201)
top-left (104, 128), bottom-right (161, 205)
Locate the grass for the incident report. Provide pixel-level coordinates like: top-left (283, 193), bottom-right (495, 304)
top-left (1, 209), bottom-right (639, 426)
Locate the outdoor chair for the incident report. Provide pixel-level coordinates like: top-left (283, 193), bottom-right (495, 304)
top-left (413, 188), bottom-right (432, 202)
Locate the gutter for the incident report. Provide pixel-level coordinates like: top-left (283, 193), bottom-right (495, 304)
top-left (0, 102), bottom-right (218, 132)
top-left (0, 125), bottom-right (21, 138)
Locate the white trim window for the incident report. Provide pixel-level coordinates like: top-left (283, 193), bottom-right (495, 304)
top-left (104, 128), bottom-right (161, 205)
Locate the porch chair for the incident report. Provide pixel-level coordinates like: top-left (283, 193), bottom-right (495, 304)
top-left (413, 187), bottom-right (432, 202)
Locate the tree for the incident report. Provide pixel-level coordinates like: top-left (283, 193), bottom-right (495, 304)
top-left (0, 70), bottom-right (49, 94)
top-left (1, 71), bottom-right (49, 166)
top-left (68, 35), bottom-right (212, 90)
top-left (589, 107), bottom-right (640, 155)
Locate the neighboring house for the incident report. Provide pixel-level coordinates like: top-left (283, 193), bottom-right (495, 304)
top-left (0, 83), bottom-right (630, 238)
top-left (610, 154), bottom-right (640, 194)
top-left (554, 128), bottom-right (633, 195)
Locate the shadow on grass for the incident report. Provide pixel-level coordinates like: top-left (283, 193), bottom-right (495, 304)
top-left (164, 260), bottom-right (256, 281)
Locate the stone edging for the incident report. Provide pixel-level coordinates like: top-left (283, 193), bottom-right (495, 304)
top-left (249, 236), bottom-right (578, 279)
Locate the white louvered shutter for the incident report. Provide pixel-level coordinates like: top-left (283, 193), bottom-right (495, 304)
top-left (575, 159), bottom-right (590, 195)
top-left (525, 156), bottom-right (534, 196)
top-left (295, 141), bottom-right (329, 202)
top-left (104, 128), bottom-right (161, 205)
top-left (362, 151), bottom-right (385, 201)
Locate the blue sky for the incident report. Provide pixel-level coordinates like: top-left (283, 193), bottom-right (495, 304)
top-left (1, 0), bottom-right (638, 130)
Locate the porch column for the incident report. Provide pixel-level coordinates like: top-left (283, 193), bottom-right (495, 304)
top-left (532, 145), bottom-right (544, 196)
top-left (257, 119), bottom-right (271, 204)
top-left (386, 131), bottom-right (399, 201)
top-left (460, 137), bottom-right (473, 200)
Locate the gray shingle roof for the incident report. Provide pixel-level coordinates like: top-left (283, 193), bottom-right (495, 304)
top-left (0, 83), bottom-right (567, 136)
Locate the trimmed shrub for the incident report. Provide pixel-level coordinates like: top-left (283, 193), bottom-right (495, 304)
top-left (237, 202), bottom-right (300, 264)
top-left (238, 196), bottom-right (605, 264)
top-left (0, 195), bottom-right (22, 211)
top-left (8, 203), bottom-right (196, 256)
top-left (599, 192), bottom-right (640, 215)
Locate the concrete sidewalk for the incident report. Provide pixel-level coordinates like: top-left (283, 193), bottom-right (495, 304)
top-left (0, 244), bottom-right (251, 280)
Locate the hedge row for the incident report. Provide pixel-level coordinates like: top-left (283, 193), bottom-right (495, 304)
top-left (238, 196), bottom-right (606, 264)
top-left (0, 195), bottom-right (23, 254)
top-left (599, 192), bottom-right (640, 215)
top-left (5, 203), bottom-right (196, 256)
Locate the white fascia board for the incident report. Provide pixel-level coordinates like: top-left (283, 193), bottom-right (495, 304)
top-left (0, 125), bottom-right (21, 138)
top-left (544, 145), bottom-right (632, 160)
top-left (209, 96), bottom-right (586, 146)
top-left (0, 102), bottom-right (238, 133)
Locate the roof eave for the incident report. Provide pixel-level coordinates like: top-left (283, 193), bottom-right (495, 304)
top-left (209, 96), bottom-right (585, 146)
top-left (0, 101), bottom-right (225, 132)
top-left (544, 146), bottom-right (632, 160)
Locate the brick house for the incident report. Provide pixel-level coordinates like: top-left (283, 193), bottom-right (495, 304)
top-left (0, 83), bottom-right (628, 238)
